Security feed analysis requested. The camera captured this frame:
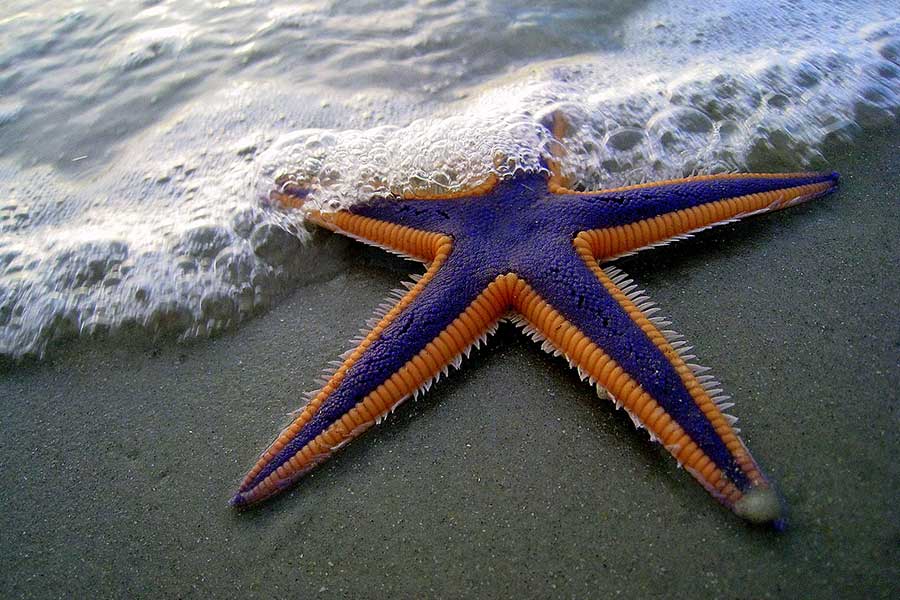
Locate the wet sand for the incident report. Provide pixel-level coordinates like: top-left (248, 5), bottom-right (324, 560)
top-left (1, 131), bottom-right (898, 598)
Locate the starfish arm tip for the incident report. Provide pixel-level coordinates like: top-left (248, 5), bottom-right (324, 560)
top-left (733, 486), bottom-right (784, 526)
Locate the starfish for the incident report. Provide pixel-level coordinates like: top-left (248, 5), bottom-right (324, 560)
top-left (231, 125), bottom-right (838, 527)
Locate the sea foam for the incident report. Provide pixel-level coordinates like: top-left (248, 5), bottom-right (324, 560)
top-left (0, 0), bottom-right (897, 357)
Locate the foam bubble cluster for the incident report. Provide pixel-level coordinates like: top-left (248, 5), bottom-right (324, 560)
top-left (256, 12), bottom-right (899, 216)
top-left (255, 90), bottom-right (554, 215)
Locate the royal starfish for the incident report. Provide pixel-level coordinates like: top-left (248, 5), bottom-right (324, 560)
top-left (232, 125), bottom-right (838, 527)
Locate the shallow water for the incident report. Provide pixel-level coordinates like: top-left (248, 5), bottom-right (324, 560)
top-left (0, 0), bottom-right (898, 357)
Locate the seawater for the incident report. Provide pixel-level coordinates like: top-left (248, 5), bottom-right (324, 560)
top-left (0, 0), bottom-right (897, 357)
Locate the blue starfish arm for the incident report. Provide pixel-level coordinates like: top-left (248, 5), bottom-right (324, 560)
top-left (305, 205), bottom-right (444, 262)
top-left (561, 172), bottom-right (840, 258)
top-left (543, 111), bottom-right (838, 246)
top-left (231, 240), bottom-right (510, 507)
top-left (513, 242), bottom-right (781, 523)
